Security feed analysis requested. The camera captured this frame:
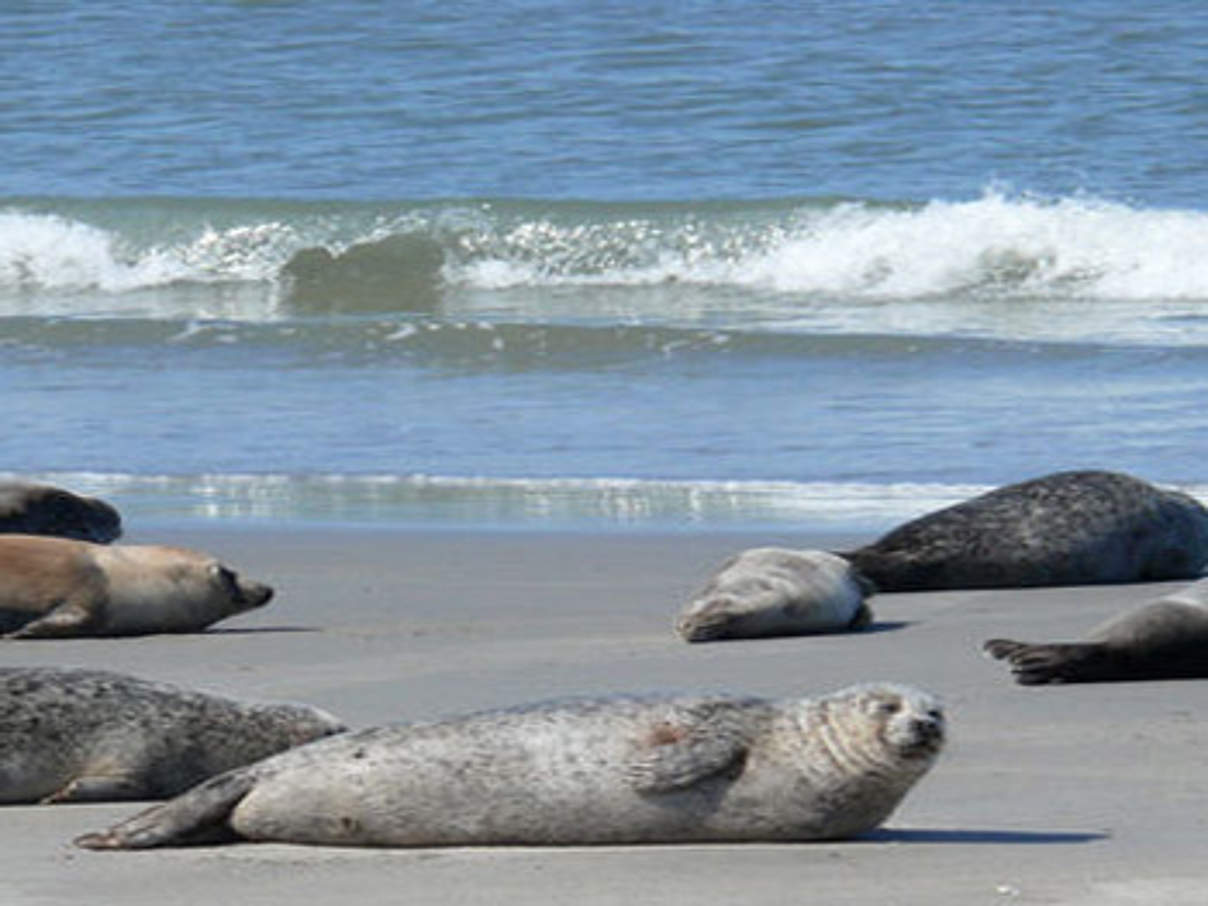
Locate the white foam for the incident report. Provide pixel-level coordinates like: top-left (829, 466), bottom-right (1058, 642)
top-left (0, 211), bottom-right (184, 294)
top-left (0, 210), bottom-right (293, 316)
top-left (449, 191), bottom-right (1208, 302)
top-left (18, 470), bottom-right (1207, 529)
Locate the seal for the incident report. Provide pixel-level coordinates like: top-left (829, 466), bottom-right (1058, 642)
top-left (75, 682), bottom-right (944, 849)
top-left (840, 470), bottom-right (1208, 591)
top-left (984, 578), bottom-right (1208, 684)
top-left (0, 535), bottom-right (274, 638)
top-left (0, 481), bottom-right (121, 543)
top-left (676, 548), bottom-right (875, 642)
top-left (0, 667), bottom-right (346, 803)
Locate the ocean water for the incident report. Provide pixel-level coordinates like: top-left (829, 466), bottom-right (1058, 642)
top-left (4, 2), bottom-right (1208, 532)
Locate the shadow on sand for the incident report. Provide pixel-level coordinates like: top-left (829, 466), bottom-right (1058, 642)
top-left (864, 828), bottom-right (1108, 845)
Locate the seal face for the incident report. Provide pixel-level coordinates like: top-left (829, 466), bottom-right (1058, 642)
top-left (984, 578), bottom-right (1208, 684)
top-left (0, 667), bottom-right (346, 803)
top-left (676, 548), bottom-right (875, 642)
top-left (0, 482), bottom-right (121, 543)
top-left (842, 470), bottom-right (1208, 591)
top-left (0, 535), bottom-right (274, 638)
top-left (75, 683), bottom-right (944, 850)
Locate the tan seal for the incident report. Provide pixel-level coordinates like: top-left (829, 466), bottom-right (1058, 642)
top-left (0, 535), bottom-right (274, 638)
top-left (984, 578), bottom-right (1208, 684)
top-left (75, 682), bottom-right (944, 849)
top-left (841, 470), bottom-right (1208, 591)
top-left (676, 548), bottom-right (875, 642)
top-left (0, 481), bottom-right (121, 543)
top-left (0, 667), bottom-right (345, 803)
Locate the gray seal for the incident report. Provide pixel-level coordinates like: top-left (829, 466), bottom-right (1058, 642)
top-left (0, 535), bottom-right (274, 638)
top-left (676, 548), bottom-right (874, 642)
top-left (75, 682), bottom-right (944, 849)
top-left (841, 470), bottom-right (1208, 591)
top-left (0, 667), bottom-right (346, 803)
top-left (0, 482), bottom-right (121, 543)
top-left (984, 578), bottom-right (1208, 684)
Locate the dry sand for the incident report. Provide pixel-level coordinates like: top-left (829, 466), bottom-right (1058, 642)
top-left (3, 523), bottom-right (1208, 905)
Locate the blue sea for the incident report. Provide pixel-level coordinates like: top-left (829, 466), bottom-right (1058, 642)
top-left (4, 2), bottom-right (1208, 532)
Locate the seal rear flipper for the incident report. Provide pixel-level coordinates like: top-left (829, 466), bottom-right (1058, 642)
top-left (42, 773), bottom-right (148, 804)
top-left (983, 640), bottom-right (1112, 685)
top-left (982, 638), bottom-right (1030, 661)
top-left (74, 768), bottom-right (260, 850)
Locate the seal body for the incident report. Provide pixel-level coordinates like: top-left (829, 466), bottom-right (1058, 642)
top-left (0, 482), bottom-right (121, 543)
top-left (984, 578), bottom-right (1208, 684)
top-left (676, 548), bottom-right (874, 642)
top-left (75, 683), bottom-right (944, 849)
top-left (0, 535), bottom-right (274, 638)
top-left (842, 470), bottom-right (1208, 591)
top-left (0, 667), bottom-right (346, 803)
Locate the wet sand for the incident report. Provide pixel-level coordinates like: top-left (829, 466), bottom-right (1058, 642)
top-left (3, 523), bottom-right (1207, 906)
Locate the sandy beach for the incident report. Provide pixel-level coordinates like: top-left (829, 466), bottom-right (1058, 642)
top-left (3, 522), bottom-right (1207, 906)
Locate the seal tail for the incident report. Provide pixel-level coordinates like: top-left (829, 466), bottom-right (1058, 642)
top-left (74, 768), bottom-right (260, 850)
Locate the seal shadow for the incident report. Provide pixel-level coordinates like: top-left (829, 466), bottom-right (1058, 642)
top-left (863, 828), bottom-right (1108, 845)
top-left (204, 626), bottom-right (321, 635)
top-left (694, 621), bottom-right (913, 643)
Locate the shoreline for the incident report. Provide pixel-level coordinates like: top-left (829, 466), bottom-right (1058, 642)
top-left (4, 523), bottom-right (1207, 905)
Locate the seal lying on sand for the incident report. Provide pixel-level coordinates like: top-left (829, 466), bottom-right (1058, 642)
top-left (0, 482), bottom-right (121, 543)
top-left (841, 470), bottom-right (1208, 591)
top-left (0, 667), bottom-right (345, 803)
top-left (76, 683), bottom-right (944, 849)
top-left (984, 578), bottom-right (1208, 684)
top-left (676, 548), bottom-right (875, 642)
top-left (0, 535), bottom-right (274, 638)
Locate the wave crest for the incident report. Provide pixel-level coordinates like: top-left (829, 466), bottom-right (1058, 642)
top-left (5, 191), bottom-right (1208, 321)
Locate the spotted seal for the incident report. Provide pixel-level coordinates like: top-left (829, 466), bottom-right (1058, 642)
top-left (0, 481), bottom-right (121, 543)
top-left (0, 535), bottom-right (274, 638)
top-left (0, 667), bottom-right (345, 803)
top-left (75, 682), bottom-right (944, 849)
top-left (840, 470), bottom-right (1208, 591)
top-left (676, 548), bottom-right (875, 642)
top-left (984, 578), bottom-right (1208, 684)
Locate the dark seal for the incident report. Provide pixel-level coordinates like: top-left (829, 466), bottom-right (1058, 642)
top-left (840, 470), bottom-right (1208, 591)
top-left (0, 481), bottom-right (121, 543)
top-left (984, 578), bottom-right (1208, 684)
top-left (0, 667), bottom-right (346, 803)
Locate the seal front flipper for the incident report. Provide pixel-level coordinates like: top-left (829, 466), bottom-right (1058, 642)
top-left (5, 599), bottom-right (101, 639)
top-left (74, 768), bottom-right (260, 850)
top-left (625, 706), bottom-right (751, 793)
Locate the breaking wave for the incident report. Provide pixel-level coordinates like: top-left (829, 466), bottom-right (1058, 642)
top-left (5, 190), bottom-right (1208, 323)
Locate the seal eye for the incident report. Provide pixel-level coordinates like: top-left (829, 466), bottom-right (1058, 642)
top-left (209, 564), bottom-right (241, 597)
top-left (876, 699), bottom-right (902, 716)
